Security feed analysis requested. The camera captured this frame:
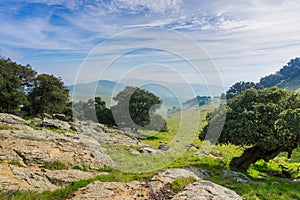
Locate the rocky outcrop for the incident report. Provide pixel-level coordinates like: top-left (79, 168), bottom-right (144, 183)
top-left (0, 164), bottom-right (107, 192)
top-left (69, 168), bottom-right (243, 200)
top-left (172, 180), bottom-right (243, 200)
top-left (0, 113), bottom-right (32, 130)
top-left (0, 130), bottom-right (113, 169)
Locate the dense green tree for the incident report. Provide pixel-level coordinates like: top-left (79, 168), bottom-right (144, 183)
top-left (0, 57), bottom-right (35, 113)
top-left (112, 86), bottom-right (165, 131)
top-left (72, 99), bottom-right (96, 121)
top-left (226, 81), bottom-right (263, 99)
top-left (28, 74), bottom-right (70, 116)
top-left (200, 87), bottom-right (300, 171)
top-left (95, 97), bottom-right (115, 126)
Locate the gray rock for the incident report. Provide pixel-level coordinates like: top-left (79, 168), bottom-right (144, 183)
top-left (181, 166), bottom-right (214, 178)
top-left (0, 113), bottom-right (27, 125)
top-left (222, 170), bottom-right (252, 183)
top-left (172, 180), bottom-right (243, 200)
top-left (44, 169), bottom-right (105, 186)
top-left (41, 118), bottom-right (71, 130)
top-left (10, 165), bottom-right (57, 191)
top-left (69, 168), bottom-right (243, 200)
top-left (140, 147), bottom-right (159, 154)
top-left (158, 144), bottom-right (170, 151)
top-left (129, 148), bottom-right (140, 155)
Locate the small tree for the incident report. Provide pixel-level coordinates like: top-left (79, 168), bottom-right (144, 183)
top-left (28, 74), bottom-right (69, 116)
top-left (112, 86), bottom-right (166, 131)
top-left (201, 87), bottom-right (300, 171)
top-left (95, 97), bottom-right (115, 126)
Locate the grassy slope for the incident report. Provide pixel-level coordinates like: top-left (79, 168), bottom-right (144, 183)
top-left (1, 104), bottom-right (300, 200)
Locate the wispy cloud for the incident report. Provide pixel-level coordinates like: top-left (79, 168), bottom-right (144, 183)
top-left (0, 0), bottom-right (300, 87)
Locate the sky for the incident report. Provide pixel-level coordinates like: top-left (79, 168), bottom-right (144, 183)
top-left (1, 0), bottom-right (300, 89)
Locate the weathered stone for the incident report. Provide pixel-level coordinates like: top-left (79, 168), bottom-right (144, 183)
top-left (0, 113), bottom-right (27, 125)
top-left (222, 170), bottom-right (252, 183)
top-left (70, 181), bottom-right (149, 200)
top-left (140, 147), bottom-right (159, 154)
top-left (44, 169), bottom-right (105, 186)
top-left (41, 118), bottom-right (71, 130)
top-left (181, 166), bottom-right (214, 178)
top-left (130, 148), bottom-right (140, 155)
top-left (172, 180), bottom-right (243, 200)
top-left (69, 168), bottom-right (243, 200)
top-left (158, 144), bottom-right (170, 151)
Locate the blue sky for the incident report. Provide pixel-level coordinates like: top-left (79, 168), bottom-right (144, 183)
top-left (1, 0), bottom-right (300, 88)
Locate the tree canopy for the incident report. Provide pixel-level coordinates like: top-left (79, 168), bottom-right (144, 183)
top-left (112, 86), bottom-right (166, 131)
top-left (226, 81), bottom-right (263, 99)
top-left (0, 57), bottom-right (36, 113)
top-left (27, 74), bottom-right (70, 116)
top-left (200, 87), bottom-right (300, 171)
top-left (260, 57), bottom-right (300, 88)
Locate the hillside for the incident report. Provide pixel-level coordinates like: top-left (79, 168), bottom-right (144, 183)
top-left (260, 57), bottom-right (300, 91)
top-left (69, 79), bottom-right (210, 107)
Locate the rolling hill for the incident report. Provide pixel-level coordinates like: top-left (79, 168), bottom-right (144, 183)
top-left (260, 57), bottom-right (300, 91)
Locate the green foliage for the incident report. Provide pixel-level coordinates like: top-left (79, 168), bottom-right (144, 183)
top-left (98, 166), bottom-right (113, 172)
top-left (27, 74), bottom-right (70, 116)
top-left (226, 81), bottom-right (263, 99)
top-left (0, 125), bottom-right (19, 130)
top-left (72, 165), bottom-right (89, 172)
top-left (0, 58), bottom-right (34, 113)
top-left (95, 97), bottom-right (115, 126)
top-left (43, 161), bottom-right (68, 170)
top-left (72, 97), bottom-right (115, 126)
top-left (170, 177), bottom-right (196, 191)
top-left (260, 57), bottom-right (300, 89)
top-left (112, 86), bottom-right (166, 131)
top-left (201, 87), bottom-right (300, 170)
top-left (8, 160), bottom-right (21, 166)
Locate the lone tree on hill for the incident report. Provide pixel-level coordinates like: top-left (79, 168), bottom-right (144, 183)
top-left (200, 87), bottom-right (300, 171)
top-left (112, 86), bottom-right (166, 131)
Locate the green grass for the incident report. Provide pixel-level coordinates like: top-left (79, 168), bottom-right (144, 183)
top-left (8, 160), bottom-right (21, 166)
top-left (171, 177), bottom-right (196, 191)
top-left (0, 125), bottom-right (19, 130)
top-left (43, 161), bottom-right (68, 170)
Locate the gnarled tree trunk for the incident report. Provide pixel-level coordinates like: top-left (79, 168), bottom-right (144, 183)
top-left (229, 146), bottom-right (283, 171)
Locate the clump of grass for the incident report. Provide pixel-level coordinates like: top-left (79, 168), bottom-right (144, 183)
top-left (98, 166), bottom-right (113, 172)
top-left (170, 177), bottom-right (196, 191)
top-left (43, 161), bottom-right (68, 170)
top-left (0, 125), bottom-right (19, 130)
top-left (8, 160), bottom-right (21, 166)
top-left (72, 164), bottom-right (89, 172)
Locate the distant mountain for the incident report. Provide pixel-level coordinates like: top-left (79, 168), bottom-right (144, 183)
top-left (69, 80), bottom-right (124, 95)
top-left (260, 57), bottom-right (300, 91)
top-left (69, 79), bottom-right (213, 107)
